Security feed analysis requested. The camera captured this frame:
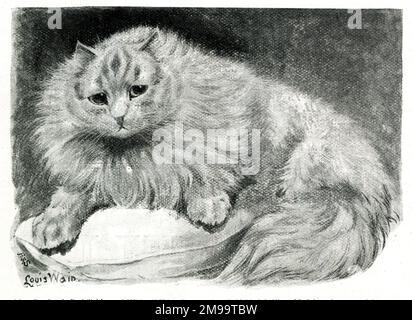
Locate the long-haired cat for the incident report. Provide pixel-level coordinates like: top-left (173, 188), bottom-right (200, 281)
top-left (32, 27), bottom-right (398, 284)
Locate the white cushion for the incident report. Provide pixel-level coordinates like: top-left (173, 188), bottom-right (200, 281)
top-left (14, 208), bottom-right (253, 281)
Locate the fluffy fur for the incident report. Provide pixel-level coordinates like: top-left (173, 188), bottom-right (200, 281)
top-left (32, 27), bottom-right (399, 284)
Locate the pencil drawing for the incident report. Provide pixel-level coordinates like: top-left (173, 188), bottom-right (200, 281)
top-left (11, 8), bottom-right (401, 286)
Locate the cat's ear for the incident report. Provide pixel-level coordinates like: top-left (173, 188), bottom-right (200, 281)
top-left (137, 30), bottom-right (158, 51)
top-left (74, 41), bottom-right (97, 63)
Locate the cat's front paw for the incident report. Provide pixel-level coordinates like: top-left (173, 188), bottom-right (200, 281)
top-left (32, 207), bottom-right (80, 251)
top-left (186, 193), bottom-right (231, 228)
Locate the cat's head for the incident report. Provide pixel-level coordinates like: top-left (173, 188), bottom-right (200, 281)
top-left (69, 32), bottom-right (178, 139)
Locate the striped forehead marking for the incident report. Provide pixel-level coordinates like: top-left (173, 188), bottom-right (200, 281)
top-left (100, 47), bottom-right (133, 85)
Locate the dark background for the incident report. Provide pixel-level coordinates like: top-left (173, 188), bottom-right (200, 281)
top-left (11, 8), bottom-right (402, 220)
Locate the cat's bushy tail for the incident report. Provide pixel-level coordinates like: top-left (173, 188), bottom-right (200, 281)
top-left (219, 183), bottom-right (398, 284)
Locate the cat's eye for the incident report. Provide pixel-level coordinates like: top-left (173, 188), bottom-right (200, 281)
top-left (88, 92), bottom-right (108, 105)
top-left (129, 85), bottom-right (148, 99)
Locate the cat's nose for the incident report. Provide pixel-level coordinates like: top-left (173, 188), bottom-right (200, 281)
top-left (114, 116), bottom-right (125, 128)
top-left (111, 99), bottom-right (128, 124)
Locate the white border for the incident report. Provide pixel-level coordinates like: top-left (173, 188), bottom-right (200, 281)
top-left (1, 0), bottom-right (411, 300)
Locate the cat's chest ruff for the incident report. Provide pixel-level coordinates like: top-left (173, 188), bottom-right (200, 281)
top-left (92, 145), bottom-right (190, 209)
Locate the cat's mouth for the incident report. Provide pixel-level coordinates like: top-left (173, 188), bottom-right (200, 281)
top-left (116, 126), bottom-right (130, 136)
